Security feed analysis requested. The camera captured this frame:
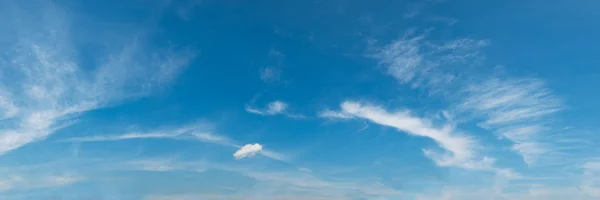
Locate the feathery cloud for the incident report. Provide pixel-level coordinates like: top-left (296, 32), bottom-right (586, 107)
top-left (324, 101), bottom-right (511, 174)
top-left (459, 78), bottom-right (562, 165)
top-left (246, 100), bottom-right (305, 119)
top-left (0, 1), bottom-right (192, 155)
top-left (376, 30), bottom-right (487, 92)
top-left (375, 29), bottom-right (565, 166)
top-left (246, 101), bottom-right (288, 115)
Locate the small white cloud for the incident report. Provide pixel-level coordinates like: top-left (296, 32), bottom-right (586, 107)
top-left (246, 100), bottom-right (305, 119)
top-left (267, 101), bottom-right (288, 114)
top-left (259, 67), bottom-right (281, 83)
top-left (245, 101), bottom-right (287, 115)
top-left (233, 143), bottom-right (263, 160)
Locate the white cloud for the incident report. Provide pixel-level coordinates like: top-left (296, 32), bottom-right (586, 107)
top-left (376, 30), bottom-right (487, 92)
top-left (461, 78), bottom-right (561, 126)
top-left (325, 101), bottom-right (515, 176)
top-left (375, 29), bottom-right (567, 166)
top-left (459, 78), bottom-right (562, 165)
top-left (64, 132), bottom-right (180, 142)
top-left (259, 67), bottom-right (281, 83)
top-left (63, 124), bottom-right (204, 142)
top-left (63, 123), bottom-right (209, 143)
top-left (234, 143), bottom-right (263, 160)
top-left (268, 101), bottom-right (288, 114)
top-left (0, 1), bottom-right (192, 155)
top-left (245, 100), bottom-right (305, 119)
top-left (335, 101), bottom-right (477, 166)
top-left (246, 100), bottom-right (288, 115)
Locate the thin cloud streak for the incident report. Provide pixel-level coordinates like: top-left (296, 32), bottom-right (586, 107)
top-left (246, 100), bottom-right (306, 119)
top-left (63, 124), bottom-right (206, 142)
top-left (63, 122), bottom-right (287, 162)
top-left (0, 174), bottom-right (83, 192)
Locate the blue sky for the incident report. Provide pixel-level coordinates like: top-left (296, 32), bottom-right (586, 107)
top-left (1, 0), bottom-right (599, 199)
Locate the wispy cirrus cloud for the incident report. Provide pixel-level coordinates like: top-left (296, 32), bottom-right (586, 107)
top-left (0, 1), bottom-right (192, 155)
top-left (374, 29), bottom-right (568, 167)
top-left (246, 100), bottom-right (288, 115)
top-left (376, 30), bottom-right (488, 93)
top-left (246, 100), bottom-right (306, 119)
top-left (321, 101), bottom-right (514, 177)
top-left (121, 159), bottom-right (206, 172)
top-left (63, 124), bottom-right (205, 142)
top-left (459, 78), bottom-right (563, 165)
top-left (64, 131), bottom-right (183, 142)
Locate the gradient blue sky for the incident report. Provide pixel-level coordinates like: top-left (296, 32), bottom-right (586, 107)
top-left (1, 0), bottom-right (600, 199)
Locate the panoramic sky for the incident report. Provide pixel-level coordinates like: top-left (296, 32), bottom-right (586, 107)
top-left (1, 0), bottom-right (599, 199)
